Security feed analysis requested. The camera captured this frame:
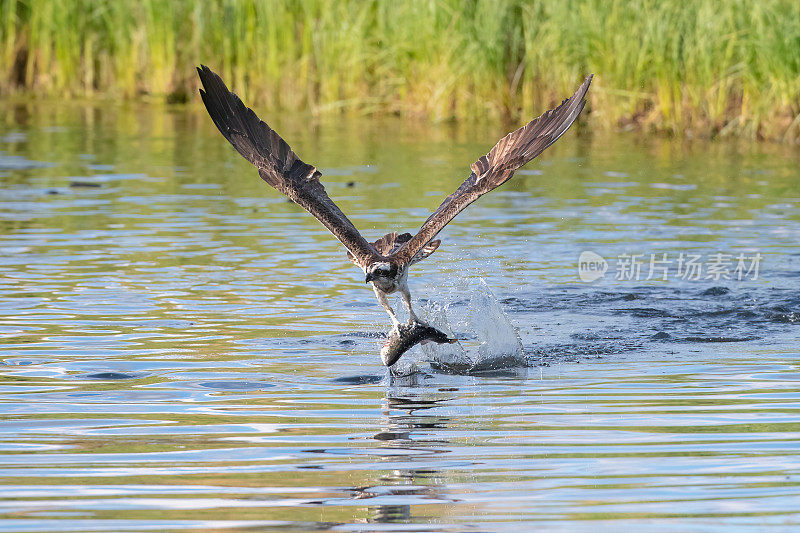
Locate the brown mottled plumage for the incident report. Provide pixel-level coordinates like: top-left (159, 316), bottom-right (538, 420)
top-left (198, 65), bottom-right (591, 365)
top-left (347, 232), bottom-right (440, 266)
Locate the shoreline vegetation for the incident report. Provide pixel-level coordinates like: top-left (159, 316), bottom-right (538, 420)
top-left (1, 0), bottom-right (799, 142)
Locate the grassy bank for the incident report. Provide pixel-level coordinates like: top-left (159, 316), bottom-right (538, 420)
top-left (1, 0), bottom-right (799, 141)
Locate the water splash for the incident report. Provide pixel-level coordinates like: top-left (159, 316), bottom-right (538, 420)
top-left (401, 278), bottom-right (525, 374)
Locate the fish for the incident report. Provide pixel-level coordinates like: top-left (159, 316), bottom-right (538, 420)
top-left (380, 322), bottom-right (458, 367)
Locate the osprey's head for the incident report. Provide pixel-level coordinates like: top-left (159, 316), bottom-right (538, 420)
top-left (365, 262), bottom-right (398, 285)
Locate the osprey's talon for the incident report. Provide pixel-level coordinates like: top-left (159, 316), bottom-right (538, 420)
top-left (408, 317), bottom-right (428, 328)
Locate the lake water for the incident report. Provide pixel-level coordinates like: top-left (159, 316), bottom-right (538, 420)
top-left (1, 100), bottom-right (799, 532)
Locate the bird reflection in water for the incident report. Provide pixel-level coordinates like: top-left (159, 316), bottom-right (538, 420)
top-left (351, 388), bottom-right (459, 526)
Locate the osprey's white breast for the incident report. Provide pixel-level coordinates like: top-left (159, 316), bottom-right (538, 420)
top-left (372, 278), bottom-right (396, 293)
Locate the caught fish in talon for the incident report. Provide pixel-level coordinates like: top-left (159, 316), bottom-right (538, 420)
top-left (198, 65), bottom-right (591, 367)
top-left (381, 322), bottom-right (458, 367)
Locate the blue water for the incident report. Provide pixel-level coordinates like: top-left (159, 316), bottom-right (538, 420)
top-left (0, 101), bottom-right (799, 531)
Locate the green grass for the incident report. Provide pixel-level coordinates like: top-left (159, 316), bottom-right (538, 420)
top-left (1, 0), bottom-right (799, 141)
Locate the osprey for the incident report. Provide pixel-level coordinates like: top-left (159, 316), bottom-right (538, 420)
top-left (197, 66), bottom-right (592, 363)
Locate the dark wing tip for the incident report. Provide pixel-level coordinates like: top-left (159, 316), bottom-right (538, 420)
top-left (196, 65), bottom-right (233, 102)
top-left (534, 73), bottom-right (593, 145)
top-left (552, 74), bottom-right (592, 116)
top-left (567, 74), bottom-right (593, 118)
top-left (196, 64), bottom-right (266, 167)
top-left (576, 73), bottom-right (593, 106)
top-left (196, 64), bottom-right (216, 90)
top-left (556, 73), bottom-right (592, 117)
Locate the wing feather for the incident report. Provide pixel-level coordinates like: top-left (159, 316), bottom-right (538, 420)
top-left (389, 74), bottom-right (593, 265)
top-left (197, 65), bottom-right (379, 267)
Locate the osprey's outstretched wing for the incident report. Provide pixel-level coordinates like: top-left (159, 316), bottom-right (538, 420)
top-left (197, 65), bottom-right (380, 267)
top-left (389, 75), bottom-right (593, 266)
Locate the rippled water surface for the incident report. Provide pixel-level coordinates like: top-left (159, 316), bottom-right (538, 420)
top-left (1, 100), bottom-right (799, 532)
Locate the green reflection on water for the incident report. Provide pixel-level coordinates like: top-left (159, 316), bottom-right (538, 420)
top-left (0, 100), bottom-right (799, 531)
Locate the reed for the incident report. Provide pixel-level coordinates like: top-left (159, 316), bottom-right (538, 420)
top-left (1, 0), bottom-right (799, 141)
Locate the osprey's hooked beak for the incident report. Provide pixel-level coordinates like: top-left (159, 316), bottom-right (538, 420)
top-left (365, 272), bottom-right (374, 283)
